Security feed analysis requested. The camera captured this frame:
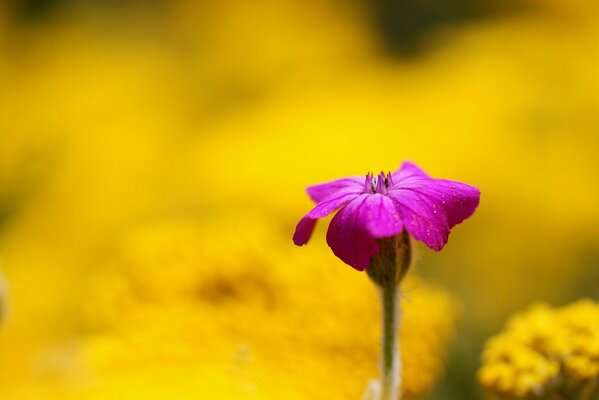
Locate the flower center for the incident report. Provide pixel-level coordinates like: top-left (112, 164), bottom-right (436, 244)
top-left (365, 171), bottom-right (393, 195)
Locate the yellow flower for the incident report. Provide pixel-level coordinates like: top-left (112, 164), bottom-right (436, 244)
top-left (478, 300), bottom-right (599, 398)
top-left (79, 214), bottom-right (458, 399)
top-left (557, 301), bottom-right (599, 381)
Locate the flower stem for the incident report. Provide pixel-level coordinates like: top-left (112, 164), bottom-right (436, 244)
top-left (367, 233), bottom-right (410, 400)
top-left (379, 278), bottom-right (400, 400)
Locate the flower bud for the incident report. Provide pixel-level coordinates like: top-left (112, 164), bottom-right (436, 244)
top-left (367, 230), bottom-right (411, 287)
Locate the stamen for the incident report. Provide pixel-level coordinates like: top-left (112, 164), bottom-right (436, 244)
top-left (365, 171), bottom-right (394, 194)
top-left (386, 171), bottom-right (393, 187)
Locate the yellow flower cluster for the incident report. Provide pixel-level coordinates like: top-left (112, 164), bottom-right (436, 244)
top-left (79, 214), bottom-right (458, 399)
top-left (478, 300), bottom-right (599, 398)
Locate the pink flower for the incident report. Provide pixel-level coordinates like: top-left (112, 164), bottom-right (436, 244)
top-left (293, 162), bottom-right (480, 270)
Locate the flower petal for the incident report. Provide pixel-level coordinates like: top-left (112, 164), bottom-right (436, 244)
top-left (293, 216), bottom-right (317, 246)
top-left (361, 194), bottom-right (404, 237)
top-left (391, 161), bottom-right (429, 186)
top-left (388, 177), bottom-right (480, 251)
top-left (306, 188), bottom-right (361, 219)
top-left (326, 195), bottom-right (378, 270)
top-left (293, 188), bottom-right (360, 246)
top-left (325, 194), bottom-right (403, 270)
top-left (306, 176), bottom-right (364, 203)
top-left (422, 180), bottom-right (481, 227)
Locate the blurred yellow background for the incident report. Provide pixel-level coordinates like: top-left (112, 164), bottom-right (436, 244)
top-left (0, 0), bottom-right (598, 399)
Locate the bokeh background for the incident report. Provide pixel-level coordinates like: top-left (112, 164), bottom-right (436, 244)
top-left (0, 0), bottom-right (598, 399)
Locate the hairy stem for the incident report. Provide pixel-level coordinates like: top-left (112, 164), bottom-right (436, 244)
top-left (379, 279), bottom-right (400, 400)
top-left (367, 233), bottom-right (410, 400)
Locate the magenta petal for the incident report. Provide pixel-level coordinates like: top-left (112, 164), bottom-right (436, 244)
top-left (360, 194), bottom-right (404, 237)
top-left (388, 178), bottom-right (480, 251)
top-left (326, 195), bottom-right (379, 270)
top-left (387, 190), bottom-right (449, 251)
top-left (391, 161), bottom-right (429, 185)
top-left (325, 194), bottom-right (403, 271)
top-left (306, 176), bottom-right (364, 202)
top-left (293, 217), bottom-right (317, 246)
top-left (423, 180), bottom-right (481, 227)
top-left (305, 188), bottom-right (361, 219)
top-left (293, 188), bottom-right (360, 247)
